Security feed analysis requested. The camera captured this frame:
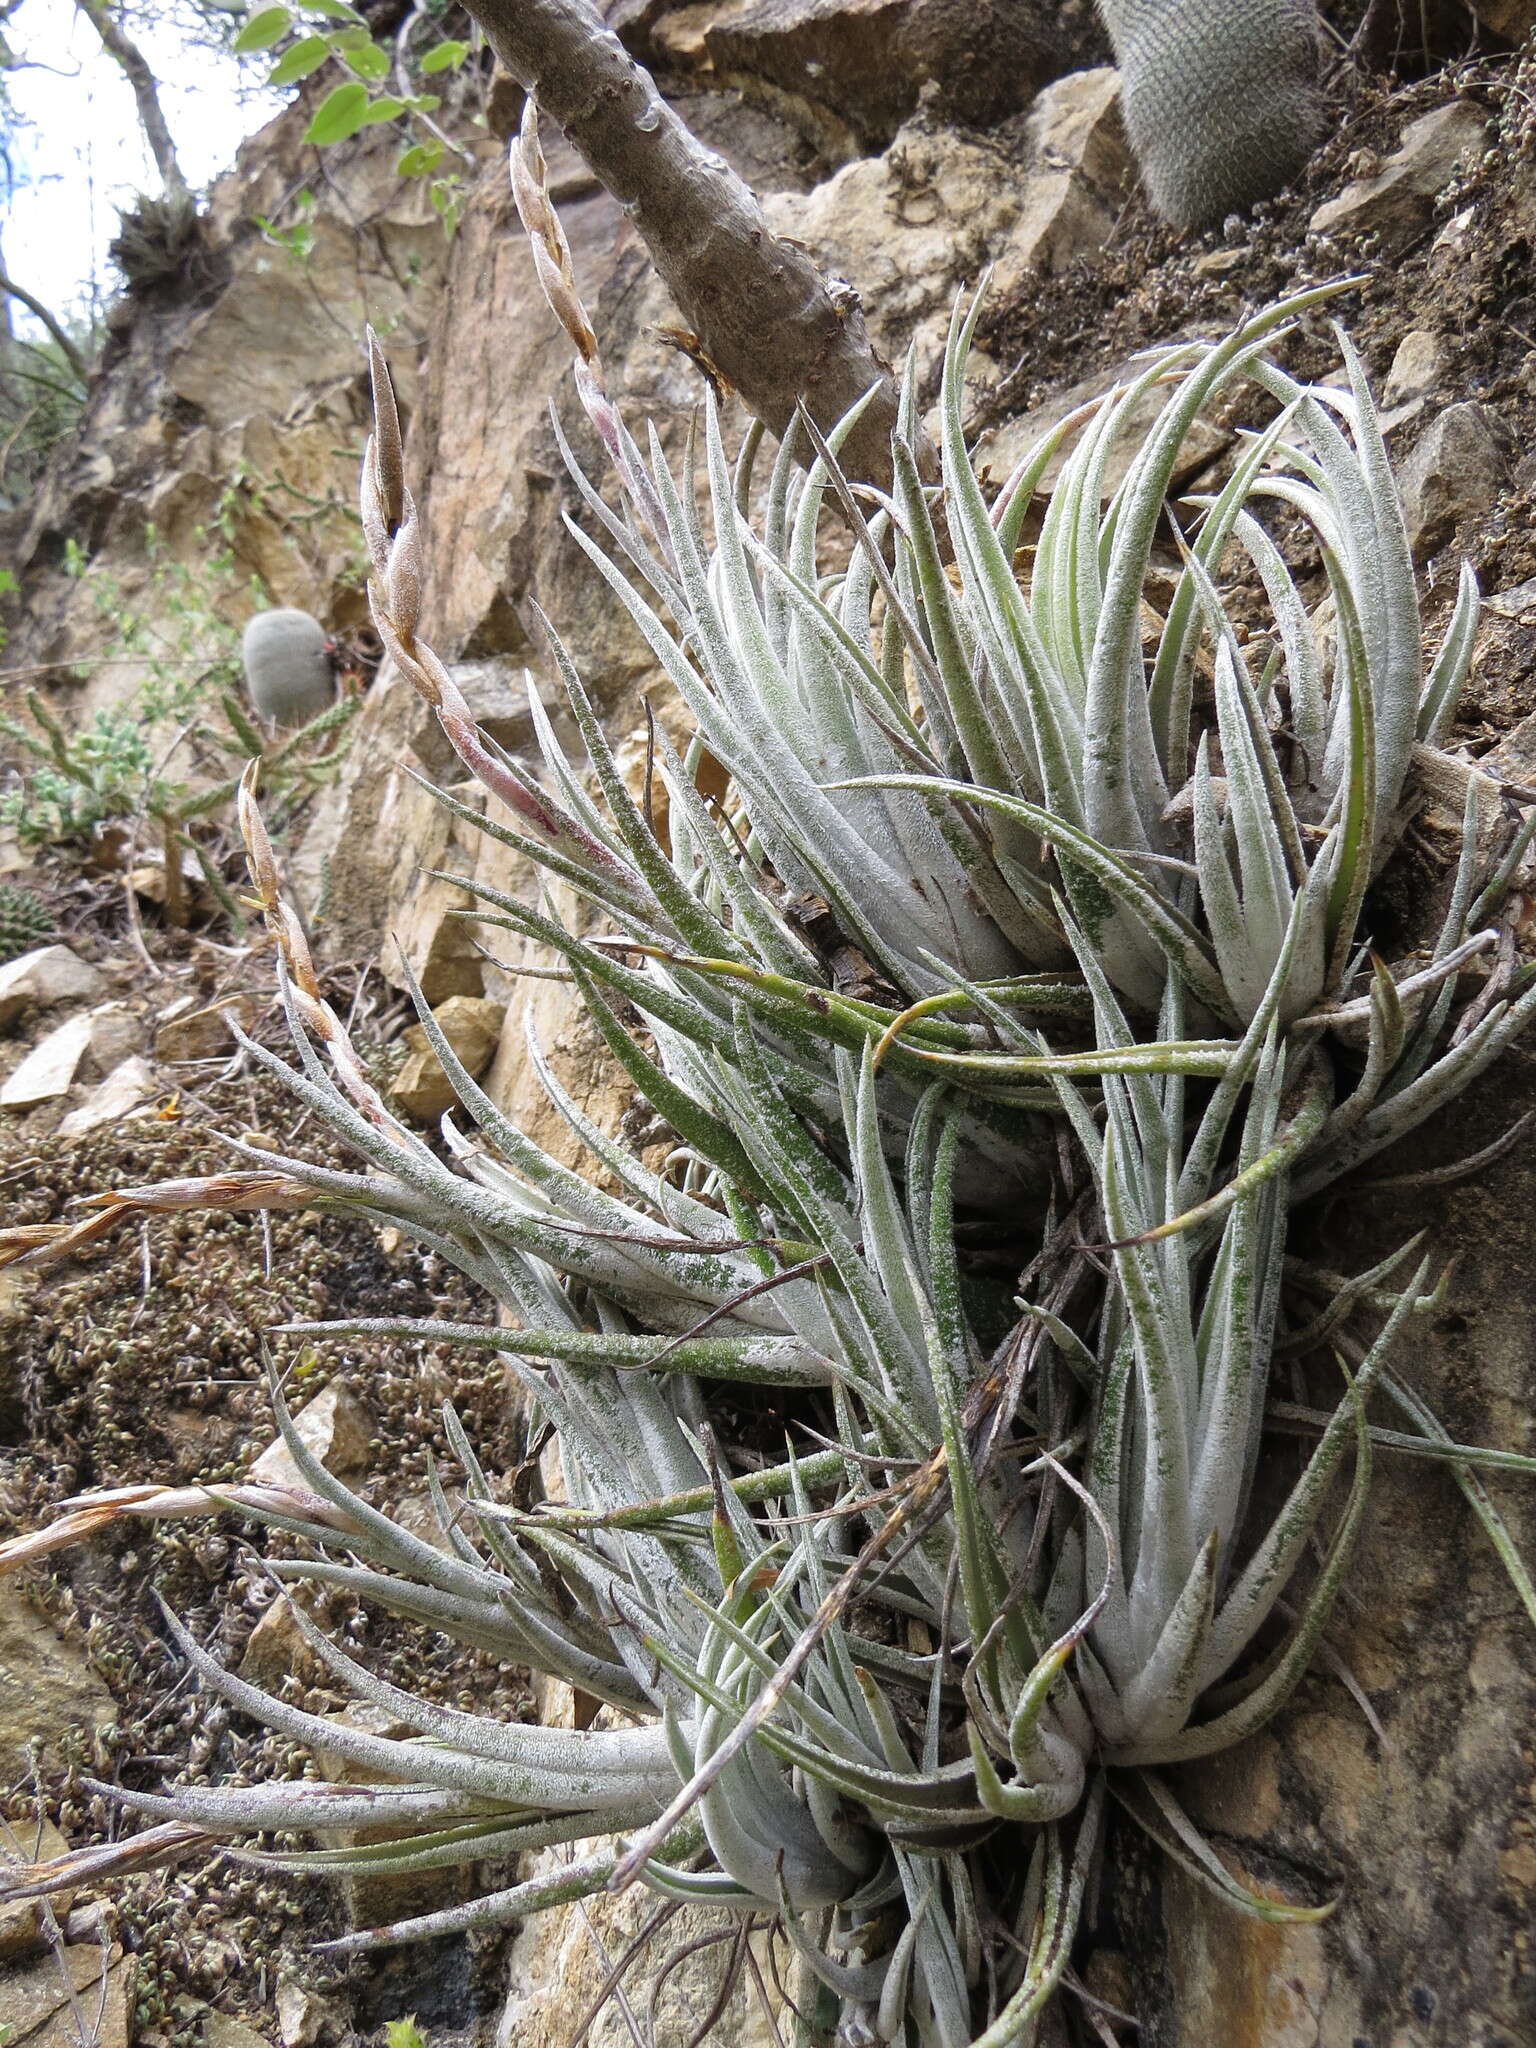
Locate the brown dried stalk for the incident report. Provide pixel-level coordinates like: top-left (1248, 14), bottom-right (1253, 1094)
top-left (0, 1478), bottom-right (359, 1576)
top-left (0, 1169), bottom-right (318, 1272)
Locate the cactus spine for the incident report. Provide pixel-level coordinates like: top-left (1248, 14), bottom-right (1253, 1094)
top-left (1096, 0), bottom-right (1325, 227)
top-left (0, 884), bottom-right (54, 963)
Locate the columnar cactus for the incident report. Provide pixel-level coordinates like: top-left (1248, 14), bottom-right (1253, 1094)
top-left (1097, 0), bottom-right (1325, 226)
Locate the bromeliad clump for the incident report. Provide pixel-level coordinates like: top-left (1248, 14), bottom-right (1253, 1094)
top-left (4, 116), bottom-right (1536, 2048)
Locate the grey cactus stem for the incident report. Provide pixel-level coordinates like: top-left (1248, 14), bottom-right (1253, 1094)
top-left (241, 609), bottom-right (335, 729)
top-left (1096, 0), bottom-right (1325, 227)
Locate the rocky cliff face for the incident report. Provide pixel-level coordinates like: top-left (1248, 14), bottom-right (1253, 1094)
top-left (6, 3), bottom-right (1536, 2044)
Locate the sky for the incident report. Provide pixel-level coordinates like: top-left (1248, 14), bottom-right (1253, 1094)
top-left (4, 0), bottom-right (279, 334)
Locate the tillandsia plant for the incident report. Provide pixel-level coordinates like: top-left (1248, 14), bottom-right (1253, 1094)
top-left (7, 117), bottom-right (1536, 2048)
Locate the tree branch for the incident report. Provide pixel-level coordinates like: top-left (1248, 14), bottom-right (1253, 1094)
top-left (74, 0), bottom-right (189, 200)
top-left (0, 270), bottom-right (88, 385)
top-left (459, 0), bottom-right (914, 488)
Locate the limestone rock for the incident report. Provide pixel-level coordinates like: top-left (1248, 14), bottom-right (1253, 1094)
top-left (237, 1594), bottom-right (309, 1693)
top-left (1383, 328), bottom-right (1446, 409)
top-left (0, 1814), bottom-right (73, 1961)
top-left (1474, 0), bottom-right (1536, 32)
top-left (1144, 1052), bottom-right (1536, 2041)
top-left (58, 1055), bottom-right (161, 1139)
top-left (166, 208), bottom-right (436, 431)
top-left (247, 1382), bottom-right (374, 1490)
top-left (0, 1011), bottom-right (93, 1109)
top-left (155, 994), bottom-right (256, 1063)
top-left (702, 0), bottom-right (1066, 153)
top-left (200, 2014), bottom-right (274, 2048)
top-left (408, 658), bottom-right (542, 780)
top-left (765, 70), bottom-right (1130, 371)
top-left (86, 1000), bottom-right (144, 1073)
top-left (379, 829), bottom-right (490, 1002)
top-left (274, 1982), bottom-right (329, 2048)
top-left (0, 1581), bottom-right (115, 1768)
top-left (497, 1871), bottom-right (784, 2048)
top-left (704, 0), bottom-right (918, 152)
top-left (0, 946), bottom-right (105, 1030)
top-left (1397, 401), bottom-right (1508, 556)
top-left (484, 917), bottom-right (637, 1181)
top-left (391, 994), bottom-right (507, 1122)
top-left (1310, 101), bottom-right (1488, 245)
top-left (0, 1944), bottom-right (133, 2048)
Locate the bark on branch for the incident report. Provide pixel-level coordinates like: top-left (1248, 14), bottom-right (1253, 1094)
top-left (460, 0), bottom-right (912, 488)
top-left (74, 0), bottom-right (190, 201)
top-left (0, 269), bottom-right (89, 385)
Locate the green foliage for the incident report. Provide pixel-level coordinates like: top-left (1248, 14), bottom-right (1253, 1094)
top-left (0, 702), bottom-right (158, 849)
top-left (255, 188), bottom-right (318, 264)
top-left (0, 882), bottom-right (56, 961)
top-left (0, 523), bottom-right (355, 911)
top-left (382, 2021), bottom-right (428, 2048)
top-left (0, 333), bottom-right (93, 514)
top-left (236, 0), bottom-right (465, 187)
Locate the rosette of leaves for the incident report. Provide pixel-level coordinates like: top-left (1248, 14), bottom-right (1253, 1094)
top-left (7, 159), bottom-right (1536, 2043)
top-left (11, 799), bottom-right (1523, 2045)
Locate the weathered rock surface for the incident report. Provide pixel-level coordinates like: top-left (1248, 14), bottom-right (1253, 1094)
top-left (85, 1000), bottom-right (144, 1074)
top-left (154, 994), bottom-right (256, 1063)
top-left (247, 1381), bottom-right (374, 1490)
top-left (0, 1943), bottom-right (133, 2048)
top-left (1310, 99), bottom-right (1488, 245)
top-left (57, 1054), bottom-right (161, 1139)
top-left (0, 1581), bottom-right (115, 1768)
top-left (0, 1814), bottom-right (72, 1961)
top-left (496, 1850), bottom-right (784, 2048)
top-left (0, 947), bottom-right (105, 1030)
top-left (0, 1011), bottom-right (93, 1109)
top-left (1397, 400), bottom-right (1509, 556)
top-left (391, 993), bottom-right (507, 1121)
top-left (1383, 326), bottom-right (1445, 409)
top-left (200, 2013), bottom-right (274, 2048)
top-left (1475, 0), bottom-right (1536, 32)
top-left (763, 69), bottom-right (1131, 371)
top-left (1130, 1055), bottom-right (1536, 2045)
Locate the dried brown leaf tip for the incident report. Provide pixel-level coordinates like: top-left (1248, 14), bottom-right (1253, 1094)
top-left (365, 323), bottom-right (405, 531)
top-left (236, 763), bottom-right (396, 1129)
top-left (0, 1475), bottom-right (357, 1576)
top-left (512, 98), bottom-right (599, 370)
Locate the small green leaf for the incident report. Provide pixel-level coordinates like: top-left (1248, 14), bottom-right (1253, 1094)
top-left (268, 32), bottom-right (330, 82)
top-left (418, 39), bottom-right (469, 73)
top-left (343, 38), bottom-right (391, 80)
top-left (383, 2021), bottom-right (428, 2048)
top-left (404, 92), bottom-right (441, 112)
top-left (300, 0), bottom-right (363, 14)
top-left (359, 95), bottom-right (407, 125)
top-left (234, 5), bottom-right (291, 54)
top-left (396, 140), bottom-right (443, 176)
top-left (304, 80), bottom-right (369, 144)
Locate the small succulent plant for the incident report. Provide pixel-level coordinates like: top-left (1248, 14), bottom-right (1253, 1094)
top-left (0, 881), bottom-right (55, 962)
top-left (5, 112), bottom-right (1536, 2048)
